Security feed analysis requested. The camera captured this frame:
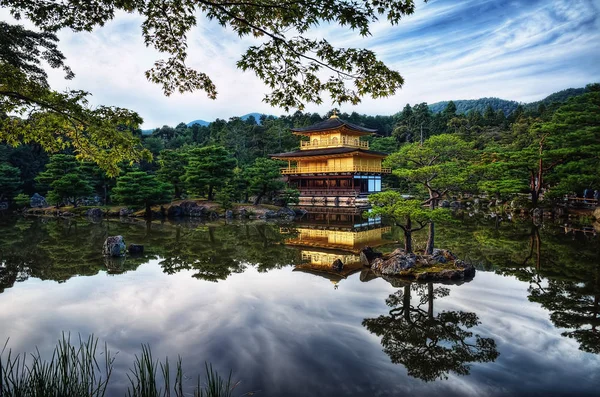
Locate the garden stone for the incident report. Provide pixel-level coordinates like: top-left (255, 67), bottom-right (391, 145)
top-left (119, 208), bottom-right (133, 217)
top-left (30, 193), bottom-right (48, 208)
top-left (86, 208), bottom-right (104, 218)
top-left (103, 236), bottom-right (126, 257)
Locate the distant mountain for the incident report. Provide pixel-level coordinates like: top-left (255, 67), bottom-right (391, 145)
top-left (524, 87), bottom-right (586, 111)
top-left (240, 113), bottom-right (270, 124)
top-left (429, 86), bottom-right (587, 115)
top-left (429, 98), bottom-right (520, 115)
top-left (186, 119), bottom-right (210, 127)
top-left (187, 113), bottom-right (274, 127)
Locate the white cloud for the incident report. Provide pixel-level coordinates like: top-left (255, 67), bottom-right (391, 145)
top-left (2, 0), bottom-right (599, 128)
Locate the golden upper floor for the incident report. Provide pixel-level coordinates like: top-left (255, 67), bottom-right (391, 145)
top-left (292, 114), bottom-right (376, 151)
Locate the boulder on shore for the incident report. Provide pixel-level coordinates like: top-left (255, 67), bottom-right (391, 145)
top-left (360, 247), bottom-right (383, 267)
top-left (119, 208), bottom-right (133, 217)
top-left (265, 207), bottom-right (297, 219)
top-left (103, 236), bottom-right (126, 257)
top-left (86, 208), bottom-right (104, 218)
top-left (364, 247), bottom-right (475, 281)
top-left (30, 193), bottom-right (48, 208)
top-left (167, 205), bottom-right (184, 217)
top-left (371, 252), bottom-right (416, 274)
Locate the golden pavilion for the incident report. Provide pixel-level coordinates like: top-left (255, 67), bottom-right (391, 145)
top-left (270, 113), bottom-right (390, 208)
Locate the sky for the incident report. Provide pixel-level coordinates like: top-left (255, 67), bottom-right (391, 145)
top-left (4, 0), bottom-right (600, 128)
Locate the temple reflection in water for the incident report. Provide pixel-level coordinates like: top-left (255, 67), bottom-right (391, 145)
top-left (283, 209), bottom-right (391, 287)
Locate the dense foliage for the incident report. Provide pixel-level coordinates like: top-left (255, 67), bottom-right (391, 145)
top-left (0, 84), bottom-right (597, 218)
top-left (1, 0), bottom-right (426, 111)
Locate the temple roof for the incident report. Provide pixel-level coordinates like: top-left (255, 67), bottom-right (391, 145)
top-left (291, 117), bottom-right (377, 135)
top-left (270, 147), bottom-right (387, 158)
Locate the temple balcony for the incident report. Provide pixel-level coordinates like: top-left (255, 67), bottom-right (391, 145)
top-left (300, 137), bottom-right (369, 150)
top-left (281, 165), bottom-right (391, 174)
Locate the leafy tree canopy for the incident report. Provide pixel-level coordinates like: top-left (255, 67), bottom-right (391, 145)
top-left (1, 0), bottom-right (422, 110)
top-left (246, 157), bottom-right (285, 204)
top-left (35, 154), bottom-right (93, 206)
top-left (184, 145), bottom-right (236, 200)
top-left (0, 162), bottom-right (21, 201)
top-left (111, 170), bottom-right (173, 215)
top-left (0, 22), bottom-right (151, 176)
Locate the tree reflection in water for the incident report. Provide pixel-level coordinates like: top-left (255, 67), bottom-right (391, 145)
top-left (362, 282), bottom-right (499, 382)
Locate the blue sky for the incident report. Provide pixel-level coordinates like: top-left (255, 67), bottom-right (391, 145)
top-left (3, 0), bottom-right (600, 128)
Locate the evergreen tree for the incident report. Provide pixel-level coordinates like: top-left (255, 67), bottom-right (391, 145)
top-left (157, 149), bottom-right (188, 199)
top-left (184, 146), bottom-right (236, 201)
top-left (35, 154), bottom-right (93, 206)
top-left (369, 191), bottom-right (449, 253)
top-left (442, 101), bottom-right (457, 118)
top-left (0, 163), bottom-right (21, 202)
top-left (111, 170), bottom-right (173, 218)
top-left (385, 135), bottom-right (474, 254)
top-left (479, 89), bottom-right (600, 206)
top-left (483, 104), bottom-right (496, 125)
top-left (246, 158), bottom-right (285, 205)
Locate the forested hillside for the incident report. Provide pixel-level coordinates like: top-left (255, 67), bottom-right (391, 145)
top-left (429, 86), bottom-right (587, 115)
top-left (1, 84), bottom-right (597, 214)
top-left (429, 97), bottom-right (520, 115)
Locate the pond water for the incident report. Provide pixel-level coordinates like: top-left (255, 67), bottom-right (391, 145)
top-left (0, 213), bottom-right (599, 396)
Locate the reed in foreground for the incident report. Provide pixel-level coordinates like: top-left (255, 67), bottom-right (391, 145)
top-left (126, 344), bottom-right (239, 397)
top-left (1, 336), bottom-right (239, 397)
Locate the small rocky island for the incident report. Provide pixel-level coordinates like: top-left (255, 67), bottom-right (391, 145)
top-left (359, 247), bottom-right (475, 281)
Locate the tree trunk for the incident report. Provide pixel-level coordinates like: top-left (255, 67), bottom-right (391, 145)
top-left (425, 199), bottom-right (436, 255)
top-left (427, 282), bottom-right (434, 321)
top-left (403, 285), bottom-right (411, 322)
top-left (425, 221), bottom-right (435, 255)
top-left (254, 189), bottom-right (265, 205)
top-left (145, 201), bottom-right (152, 219)
top-left (208, 185), bottom-right (214, 201)
top-left (403, 215), bottom-right (413, 253)
top-left (534, 225), bottom-right (541, 270)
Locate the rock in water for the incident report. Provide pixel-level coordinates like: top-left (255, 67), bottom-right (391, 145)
top-left (167, 205), bottom-right (184, 217)
top-left (371, 253), bottom-right (417, 275)
top-left (30, 193), bottom-right (48, 208)
top-left (128, 244), bottom-right (144, 255)
top-left (359, 247), bottom-right (383, 267)
top-left (119, 208), bottom-right (133, 217)
top-left (430, 248), bottom-right (457, 264)
top-left (332, 259), bottom-right (344, 271)
top-left (179, 201), bottom-right (206, 217)
top-left (277, 207), bottom-right (296, 219)
top-left (103, 236), bottom-right (126, 257)
top-left (264, 210), bottom-right (278, 219)
top-left (86, 208), bottom-right (104, 218)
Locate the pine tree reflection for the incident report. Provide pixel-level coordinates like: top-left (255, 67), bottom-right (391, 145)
top-left (362, 282), bottom-right (499, 381)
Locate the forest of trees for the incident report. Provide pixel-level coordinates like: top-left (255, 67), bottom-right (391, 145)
top-left (0, 84), bottom-right (598, 219)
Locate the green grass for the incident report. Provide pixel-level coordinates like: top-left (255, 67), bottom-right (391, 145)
top-left (1, 335), bottom-right (239, 397)
top-left (0, 334), bottom-right (113, 397)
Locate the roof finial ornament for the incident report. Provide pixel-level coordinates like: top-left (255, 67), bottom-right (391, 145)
top-left (330, 109), bottom-right (339, 119)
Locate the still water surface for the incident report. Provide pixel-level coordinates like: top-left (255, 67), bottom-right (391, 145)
top-left (0, 215), bottom-right (599, 396)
